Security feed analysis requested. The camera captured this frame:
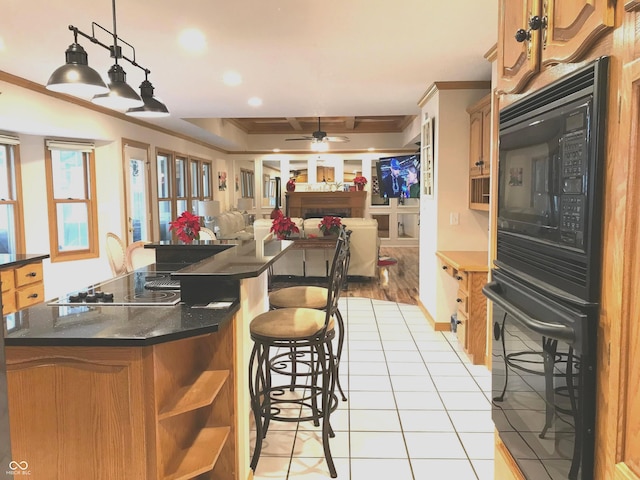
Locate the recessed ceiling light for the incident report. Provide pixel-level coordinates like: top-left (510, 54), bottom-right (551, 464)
top-left (273, 148), bottom-right (280, 153)
top-left (223, 71), bottom-right (242, 86)
top-left (178, 28), bottom-right (206, 53)
top-left (368, 147), bottom-right (375, 152)
top-left (248, 97), bottom-right (263, 107)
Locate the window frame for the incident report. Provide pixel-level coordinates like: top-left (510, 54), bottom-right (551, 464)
top-left (155, 149), bottom-right (214, 241)
top-left (0, 140), bottom-right (25, 255)
top-left (45, 141), bottom-right (99, 262)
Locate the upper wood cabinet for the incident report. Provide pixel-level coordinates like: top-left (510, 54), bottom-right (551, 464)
top-left (467, 94), bottom-right (492, 211)
top-left (498, 0), bottom-right (614, 94)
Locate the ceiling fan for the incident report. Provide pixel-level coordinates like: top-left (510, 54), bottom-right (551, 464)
top-left (285, 117), bottom-right (350, 144)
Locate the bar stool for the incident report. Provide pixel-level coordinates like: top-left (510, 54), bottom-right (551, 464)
top-left (248, 237), bottom-right (348, 478)
top-left (267, 227), bottom-right (351, 400)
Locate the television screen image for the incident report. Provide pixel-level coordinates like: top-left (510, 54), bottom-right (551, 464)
top-left (376, 154), bottom-right (421, 198)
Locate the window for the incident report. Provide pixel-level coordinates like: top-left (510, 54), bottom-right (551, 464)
top-left (0, 135), bottom-right (24, 255)
top-left (156, 150), bottom-right (214, 241)
top-left (45, 140), bottom-right (98, 261)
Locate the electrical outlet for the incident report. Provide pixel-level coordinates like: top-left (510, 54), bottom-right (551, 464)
top-left (450, 212), bottom-right (459, 225)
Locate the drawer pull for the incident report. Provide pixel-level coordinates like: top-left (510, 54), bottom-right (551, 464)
top-left (456, 298), bottom-right (463, 303)
top-left (26, 272), bottom-right (38, 277)
top-left (442, 266), bottom-right (448, 270)
top-left (456, 275), bottom-right (463, 281)
top-left (27, 293), bottom-right (39, 299)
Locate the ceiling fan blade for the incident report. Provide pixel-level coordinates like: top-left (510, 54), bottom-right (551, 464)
top-left (325, 136), bottom-right (350, 143)
top-left (285, 136), bottom-right (314, 141)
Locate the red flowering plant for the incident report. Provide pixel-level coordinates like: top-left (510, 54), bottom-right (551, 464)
top-left (270, 214), bottom-right (300, 240)
top-left (318, 216), bottom-right (342, 236)
top-left (353, 175), bottom-right (368, 186)
top-left (169, 211), bottom-right (201, 243)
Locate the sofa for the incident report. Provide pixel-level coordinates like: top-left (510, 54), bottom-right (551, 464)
top-left (253, 217), bottom-right (379, 278)
top-left (213, 211), bottom-right (254, 240)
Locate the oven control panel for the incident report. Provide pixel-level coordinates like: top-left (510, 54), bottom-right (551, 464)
top-left (559, 130), bottom-right (588, 248)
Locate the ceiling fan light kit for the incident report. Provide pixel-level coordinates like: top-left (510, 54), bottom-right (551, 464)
top-left (285, 117), bottom-right (350, 151)
top-left (46, 0), bottom-right (169, 117)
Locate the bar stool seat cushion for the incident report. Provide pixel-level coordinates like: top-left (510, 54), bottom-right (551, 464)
top-left (269, 286), bottom-right (328, 310)
top-left (250, 308), bottom-right (334, 339)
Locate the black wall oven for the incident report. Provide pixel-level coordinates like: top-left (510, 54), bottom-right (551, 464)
top-left (486, 57), bottom-right (608, 480)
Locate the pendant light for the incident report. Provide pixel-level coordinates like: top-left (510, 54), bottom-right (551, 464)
top-left (46, 34), bottom-right (109, 97)
top-left (47, 0), bottom-right (168, 116)
top-left (92, 63), bottom-right (143, 110)
top-left (126, 74), bottom-right (169, 118)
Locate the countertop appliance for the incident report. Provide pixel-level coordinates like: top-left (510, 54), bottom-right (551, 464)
top-left (487, 57), bottom-right (608, 480)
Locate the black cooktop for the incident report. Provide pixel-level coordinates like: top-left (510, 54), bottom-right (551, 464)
top-left (48, 271), bottom-right (181, 307)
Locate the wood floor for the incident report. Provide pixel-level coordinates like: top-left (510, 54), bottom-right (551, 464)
top-left (271, 246), bottom-right (420, 305)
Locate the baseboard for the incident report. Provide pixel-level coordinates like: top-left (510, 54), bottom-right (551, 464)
top-left (416, 299), bottom-right (450, 331)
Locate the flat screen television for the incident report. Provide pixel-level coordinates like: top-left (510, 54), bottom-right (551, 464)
top-left (376, 154), bottom-right (421, 198)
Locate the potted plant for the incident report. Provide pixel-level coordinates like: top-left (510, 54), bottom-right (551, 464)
top-left (353, 175), bottom-right (368, 191)
top-left (169, 211), bottom-right (201, 243)
top-left (270, 214), bottom-right (300, 240)
top-left (318, 216), bottom-right (342, 236)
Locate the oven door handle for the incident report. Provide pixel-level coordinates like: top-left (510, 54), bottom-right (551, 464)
top-left (483, 281), bottom-right (575, 343)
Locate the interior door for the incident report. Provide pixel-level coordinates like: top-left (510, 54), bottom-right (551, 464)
top-left (123, 142), bottom-right (152, 243)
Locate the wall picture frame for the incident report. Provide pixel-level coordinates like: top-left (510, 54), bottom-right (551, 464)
top-left (421, 116), bottom-right (434, 198)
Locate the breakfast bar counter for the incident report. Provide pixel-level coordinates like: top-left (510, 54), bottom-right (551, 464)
top-left (3, 239), bottom-right (293, 480)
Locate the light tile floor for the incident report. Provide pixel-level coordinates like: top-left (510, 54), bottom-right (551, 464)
top-left (251, 297), bottom-right (495, 480)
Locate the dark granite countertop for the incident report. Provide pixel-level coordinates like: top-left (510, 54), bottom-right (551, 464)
top-left (0, 253), bottom-right (49, 269)
top-left (2, 239), bottom-right (292, 347)
top-left (169, 238), bottom-right (293, 279)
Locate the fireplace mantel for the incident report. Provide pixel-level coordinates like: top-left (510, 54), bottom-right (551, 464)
top-left (285, 191), bottom-right (367, 218)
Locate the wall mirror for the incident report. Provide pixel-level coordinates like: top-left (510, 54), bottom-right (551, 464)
top-left (290, 159), bottom-right (308, 184)
top-left (343, 159), bottom-right (362, 187)
top-left (262, 159), bottom-right (280, 208)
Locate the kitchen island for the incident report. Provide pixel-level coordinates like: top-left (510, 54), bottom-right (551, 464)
top-left (3, 239), bottom-right (292, 480)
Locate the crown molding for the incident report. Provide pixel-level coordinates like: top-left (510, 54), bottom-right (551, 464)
top-left (417, 81), bottom-right (492, 108)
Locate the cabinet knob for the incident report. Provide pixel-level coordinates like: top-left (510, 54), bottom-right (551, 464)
top-left (457, 320), bottom-right (462, 325)
top-left (475, 160), bottom-right (484, 167)
top-left (26, 272), bottom-right (37, 277)
top-left (456, 275), bottom-right (463, 281)
top-left (528, 15), bottom-right (547, 31)
top-left (442, 266), bottom-right (448, 270)
top-left (456, 298), bottom-right (463, 303)
top-left (28, 293), bottom-right (38, 299)
top-left (515, 28), bottom-right (530, 43)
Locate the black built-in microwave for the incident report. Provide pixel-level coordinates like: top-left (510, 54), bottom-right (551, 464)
top-left (497, 57), bottom-right (609, 302)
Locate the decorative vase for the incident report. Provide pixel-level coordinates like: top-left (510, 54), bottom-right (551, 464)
top-left (286, 179), bottom-right (296, 192)
top-left (356, 183), bottom-right (364, 191)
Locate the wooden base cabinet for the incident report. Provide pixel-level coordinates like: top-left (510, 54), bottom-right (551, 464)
top-left (1, 260), bottom-right (44, 314)
top-left (5, 318), bottom-right (237, 480)
top-left (436, 251), bottom-right (489, 365)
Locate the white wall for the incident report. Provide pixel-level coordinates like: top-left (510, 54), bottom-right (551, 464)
top-left (419, 88), bottom-right (490, 325)
top-left (0, 80), bottom-right (231, 298)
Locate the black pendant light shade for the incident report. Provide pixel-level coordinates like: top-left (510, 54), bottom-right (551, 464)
top-left (126, 79), bottom-right (170, 118)
top-left (46, 43), bottom-right (109, 97)
top-left (91, 63), bottom-right (144, 110)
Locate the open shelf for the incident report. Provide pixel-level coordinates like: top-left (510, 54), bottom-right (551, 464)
top-left (470, 176), bottom-right (490, 211)
top-left (163, 426), bottom-right (230, 480)
top-left (159, 370), bottom-right (229, 420)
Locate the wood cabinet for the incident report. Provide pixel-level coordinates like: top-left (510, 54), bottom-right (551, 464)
top-left (497, 0), bottom-right (614, 94)
top-left (1, 260), bottom-right (44, 315)
top-left (436, 251), bottom-right (489, 365)
top-left (467, 94), bottom-right (492, 211)
top-left (6, 318), bottom-right (237, 480)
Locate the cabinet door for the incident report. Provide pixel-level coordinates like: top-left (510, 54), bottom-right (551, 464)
top-left (469, 110), bottom-right (484, 176)
top-left (482, 103), bottom-right (492, 176)
top-left (497, 0), bottom-right (541, 94)
top-left (542, 0), bottom-right (614, 66)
